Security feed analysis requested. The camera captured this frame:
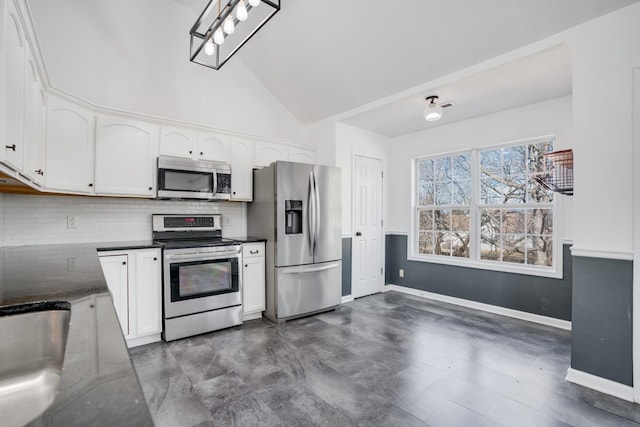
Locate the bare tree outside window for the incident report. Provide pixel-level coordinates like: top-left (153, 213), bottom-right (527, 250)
top-left (414, 138), bottom-right (556, 270)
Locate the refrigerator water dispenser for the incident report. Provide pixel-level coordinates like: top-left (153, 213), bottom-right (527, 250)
top-left (285, 200), bottom-right (302, 234)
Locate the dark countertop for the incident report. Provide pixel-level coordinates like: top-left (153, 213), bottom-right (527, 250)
top-left (0, 242), bottom-right (155, 426)
top-left (225, 236), bottom-right (267, 243)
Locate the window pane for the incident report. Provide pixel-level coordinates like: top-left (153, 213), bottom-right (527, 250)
top-left (419, 232), bottom-right (434, 255)
top-left (418, 209), bottom-right (433, 231)
top-left (451, 209), bottom-right (470, 231)
top-left (527, 179), bottom-right (554, 203)
top-left (451, 232), bottom-right (470, 258)
top-left (434, 231), bottom-right (452, 256)
top-left (502, 174), bottom-right (526, 204)
top-left (528, 142), bottom-right (553, 174)
top-left (501, 209), bottom-right (525, 234)
top-left (453, 154), bottom-right (471, 180)
top-left (433, 209), bottom-right (451, 231)
top-left (452, 179), bottom-right (471, 204)
top-left (435, 182), bottom-right (452, 205)
top-left (527, 236), bottom-right (553, 266)
top-left (480, 234), bottom-right (500, 261)
top-left (480, 149), bottom-right (502, 176)
top-left (480, 209), bottom-right (501, 235)
top-left (418, 159), bottom-right (434, 182)
top-left (527, 209), bottom-right (553, 235)
top-left (502, 146), bottom-right (526, 175)
top-left (481, 178), bottom-right (505, 204)
top-left (435, 157), bottom-right (451, 180)
top-left (418, 182), bottom-right (434, 205)
top-left (502, 234), bottom-right (526, 264)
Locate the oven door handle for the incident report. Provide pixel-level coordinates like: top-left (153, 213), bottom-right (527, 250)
top-left (280, 262), bottom-right (340, 275)
top-left (165, 251), bottom-right (241, 261)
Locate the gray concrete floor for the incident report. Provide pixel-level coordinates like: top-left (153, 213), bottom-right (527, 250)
top-left (130, 291), bottom-right (640, 426)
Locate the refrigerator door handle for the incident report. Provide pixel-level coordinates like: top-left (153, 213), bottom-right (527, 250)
top-left (281, 262), bottom-right (340, 274)
top-left (308, 171), bottom-right (316, 255)
top-left (313, 169), bottom-right (321, 253)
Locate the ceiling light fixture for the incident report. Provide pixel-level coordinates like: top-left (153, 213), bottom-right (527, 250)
top-left (423, 96), bottom-right (444, 122)
top-left (190, 0), bottom-right (280, 70)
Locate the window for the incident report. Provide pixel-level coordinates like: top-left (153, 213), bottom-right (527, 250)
top-left (413, 137), bottom-right (558, 276)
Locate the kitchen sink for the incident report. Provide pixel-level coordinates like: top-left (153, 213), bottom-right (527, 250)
top-left (0, 301), bottom-right (71, 427)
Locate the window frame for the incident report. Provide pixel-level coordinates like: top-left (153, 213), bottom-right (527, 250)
top-left (409, 136), bottom-right (563, 279)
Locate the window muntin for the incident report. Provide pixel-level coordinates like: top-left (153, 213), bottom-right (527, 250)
top-left (413, 138), bottom-right (557, 273)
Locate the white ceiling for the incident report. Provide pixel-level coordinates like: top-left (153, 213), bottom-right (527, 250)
top-left (165, 1), bottom-right (638, 135)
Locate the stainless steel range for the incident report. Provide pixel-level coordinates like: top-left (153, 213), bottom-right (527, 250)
top-left (152, 214), bottom-right (242, 341)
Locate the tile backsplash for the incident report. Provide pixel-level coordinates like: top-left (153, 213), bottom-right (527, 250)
top-left (0, 193), bottom-right (245, 246)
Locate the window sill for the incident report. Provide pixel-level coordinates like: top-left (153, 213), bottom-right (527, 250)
top-left (406, 253), bottom-right (563, 279)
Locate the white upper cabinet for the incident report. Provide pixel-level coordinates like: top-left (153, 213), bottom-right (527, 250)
top-left (95, 114), bottom-right (158, 197)
top-left (159, 126), bottom-right (196, 160)
top-left (22, 48), bottom-right (46, 185)
top-left (198, 131), bottom-right (231, 163)
top-left (1, 0), bottom-right (25, 170)
top-left (230, 136), bottom-right (253, 201)
top-left (289, 146), bottom-right (316, 165)
top-left (45, 94), bottom-right (95, 194)
top-left (254, 141), bottom-right (289, 168)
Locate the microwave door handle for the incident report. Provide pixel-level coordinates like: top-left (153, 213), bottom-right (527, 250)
top-left (213, 171), bottom-right (218, 196)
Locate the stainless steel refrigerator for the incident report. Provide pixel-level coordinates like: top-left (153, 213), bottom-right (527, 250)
top-left (248, 161), bottom-right (342, 322)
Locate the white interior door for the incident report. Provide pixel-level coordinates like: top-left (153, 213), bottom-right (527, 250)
top-left (352, 155), bottom-right (384, 298)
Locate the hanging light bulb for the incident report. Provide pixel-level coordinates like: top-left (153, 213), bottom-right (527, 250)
top-left (213, 27), bottom-right (225, 44)
top-left (236, 0), bottom-right (248, 21)
top-left (223, 14), bottom-right (235, 35)
top-left (204, 38), bottom-right (215, 55)
top-left (423, 96), bottom-right (443, 122)
top-left (248, 0), bottom-right (261, 7)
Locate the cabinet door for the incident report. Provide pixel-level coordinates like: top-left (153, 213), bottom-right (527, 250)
top-left (230, 136), bottom-right (253, 201)
top-left (198, 131), bottom-right (231, 162)
top-left (21, 49), bottom-right (40, 182)
top-left (45, 95), bottom-right (95, 193)
top-left (289, 147), bottom-right (316, 165)
top-left (242, 243), bottom-right (265, 315)
top-left (159, 126), bottom-right (196, 159)
top-left (99, 255), bottom-right (129, 336)
top-left (1, 0), bottom-right (25, 169)
top-left (254, 141), bottom-right (288, 168)
top-left (33, 86), bottom-right (46, 185)
top-left (95, 115), bottom-right (157, 197)
top-left (133, 249), bottom-right (161, 337)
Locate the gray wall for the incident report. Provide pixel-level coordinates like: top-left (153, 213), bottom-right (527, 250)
top-left (384, 234), bottom-right (573, 320)
top-left (342, 238), bottom-right (352, 297)
top-left (571, 256), bottom-right (633, 386)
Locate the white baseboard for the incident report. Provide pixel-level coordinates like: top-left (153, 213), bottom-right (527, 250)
top-left (243, 312), bottom-right (263, 321)
top-left (127, 333), bottom-right (161, 348)
top-left (341, 295), bottom-right (354, 304)
top-left (566, 368), bottom-right (635, 402)
top-left (384, 284), bottom-right (571, 331)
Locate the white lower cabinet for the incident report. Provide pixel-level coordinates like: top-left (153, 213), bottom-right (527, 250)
top-left (99, 248), bottom-right (162, 347)
top-left (242, 242), bottom-right (265, 320)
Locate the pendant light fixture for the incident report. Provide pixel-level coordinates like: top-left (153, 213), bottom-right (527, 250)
top-left (424, 96), bottom-right (444, 122)
top-left (190, 0), bottom-right (280, 70)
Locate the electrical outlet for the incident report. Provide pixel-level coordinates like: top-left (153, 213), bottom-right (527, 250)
top-left (399, 269), bottom-right (404, 278)
top-left (67, 257), bottom-right (78, 272)
top-left (67, 215), bottom-right (77, 229)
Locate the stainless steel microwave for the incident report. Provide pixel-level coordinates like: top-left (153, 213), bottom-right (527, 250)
top-left (157, 156), bottom-right (231, 200)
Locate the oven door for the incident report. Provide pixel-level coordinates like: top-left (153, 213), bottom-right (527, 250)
top-left (163, 248), bottom-right (242, 318)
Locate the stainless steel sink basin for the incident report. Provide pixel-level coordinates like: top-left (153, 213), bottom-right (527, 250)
top-left (0, 301), bottom-right (71, 427)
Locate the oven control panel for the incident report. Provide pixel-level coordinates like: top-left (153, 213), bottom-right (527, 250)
top-left (152, 214), bottom-right (221, 232)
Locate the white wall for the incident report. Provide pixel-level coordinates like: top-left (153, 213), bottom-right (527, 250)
top-left (303, 118), bottom-right (336, 166)
top-left (387, 96), bottom-right (574, 241)
top-left (1, 194), bottom-right (243, 246)
top-left (0, 193), bottom-right (4, 245)
top-left (27, 0), bottom-right (304, 143)
top-left (566, 3), bottom-right (640, 254)
top-left (335, 123), bottom-right (390, 236)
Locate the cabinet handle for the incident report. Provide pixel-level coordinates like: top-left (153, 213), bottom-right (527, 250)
top-left (200, 152), bottom-right (203, 156)
top-left (88, 183), bottom-right (93, 187)
top-left (245, 264), bottom-right (248, 267)
top-left (153, 257), bottom-right (157, 261)
top-left (250, 250), bottom-right (259, 254)
top-left (148, 187), bottom-right (153, 191)
top-left (122, 261), bottom-right (126, 265)
top-left (189, 150), bottom-right (193, 154)
top-left (233, 191), bottom-right (236, 195)
top-left (35, 169), bottom-right (44, 176)
top-left (5, 144), bottom-right (16, 151)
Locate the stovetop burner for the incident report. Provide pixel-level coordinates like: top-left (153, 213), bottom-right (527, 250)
top-left (151, 214), bottom-right (240, 249)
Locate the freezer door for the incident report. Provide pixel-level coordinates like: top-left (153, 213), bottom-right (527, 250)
top-left (313, 165), bottom-right (342, 263)
top-left (275, 261), bottom-right (342, 320)
top-left (276, 162), bottom-right (314, 267)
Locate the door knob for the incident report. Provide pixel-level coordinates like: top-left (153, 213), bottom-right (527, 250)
top-left (356, 231), bottom-right (362, 236)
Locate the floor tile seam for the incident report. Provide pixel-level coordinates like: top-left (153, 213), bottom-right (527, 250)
top-left (426, 400), bottom-right (497, 426)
